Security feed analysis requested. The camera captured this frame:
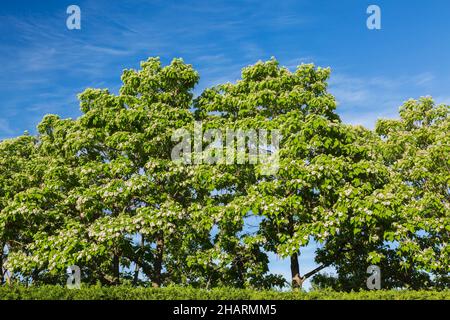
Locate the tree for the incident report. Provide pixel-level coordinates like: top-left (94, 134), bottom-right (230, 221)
top-left (195, 58), bottom-right (368, 289)
top-left (0, 134), bottom-right (41, 284)
top-left (2, 57), bottom-right (448, 291)
top-left (3, 57), bottom-right (284, 289)
top-left (313, 97), bottom-right (450, 290)
top-left (5, 58), bottom-right (208, 286)
top-left (374, 97), bottom-right (450, 288)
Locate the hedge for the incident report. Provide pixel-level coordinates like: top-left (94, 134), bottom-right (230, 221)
top-left (0, 285), bottom-right (449, 300)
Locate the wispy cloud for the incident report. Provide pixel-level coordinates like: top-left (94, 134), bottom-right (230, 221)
top-left (434, 96), bottom-right (450, 105)
top-left (329, 71), bottom-right (437, 128)
top-left (0, 118), bottom-right (15, 139)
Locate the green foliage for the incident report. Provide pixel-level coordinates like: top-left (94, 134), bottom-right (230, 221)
top-left (0, 57), bottom-right (448, 292)
top-left (0, 285), bottom-right (448, 300)
top-left (312, 97), bottom-right (450, 291)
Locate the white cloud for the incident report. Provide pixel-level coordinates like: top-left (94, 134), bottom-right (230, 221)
top-left (434, 96), bottom-right (450, 105)
top-left (0, 118), bottom-right (15, 139)
top-left (328, 71), bottom-right (437, 128)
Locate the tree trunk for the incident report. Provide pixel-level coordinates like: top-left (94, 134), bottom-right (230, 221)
top-left (290, 252), bottom-right (303, 289)
top-left (152, 233), bottom-right (164, 288)
top-left (111, 207), bottom-right (120, 285)
top-left (113, 253), bottom-right (120, 285)
top-left (133, 234), bottom-right (145, 285)
top-left (31, 269), bottom-right (40, 285)
top-left (0, 243), bottom-right (4, 285)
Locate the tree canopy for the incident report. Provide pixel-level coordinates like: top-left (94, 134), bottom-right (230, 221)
top-left (0, 58), bottom-right (448, 290)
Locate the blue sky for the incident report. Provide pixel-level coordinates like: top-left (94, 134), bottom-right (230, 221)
top-left (1, 0), bottom-right (450, 288)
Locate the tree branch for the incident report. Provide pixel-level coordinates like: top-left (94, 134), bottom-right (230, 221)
top-left (301, 263), bottom-right (329, 281)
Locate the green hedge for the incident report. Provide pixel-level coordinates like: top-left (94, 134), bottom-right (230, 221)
top-left (0, 285), bottom-right (449, 300)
